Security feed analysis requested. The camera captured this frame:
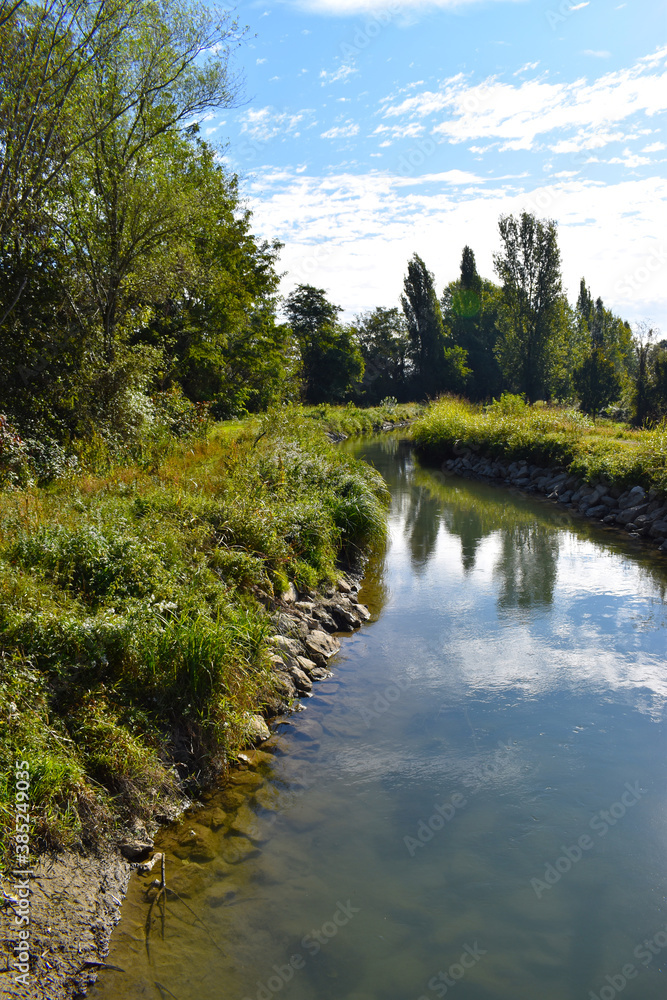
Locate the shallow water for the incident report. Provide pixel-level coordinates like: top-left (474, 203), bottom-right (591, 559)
top-left (90, 436), bottom-right (667, 1000)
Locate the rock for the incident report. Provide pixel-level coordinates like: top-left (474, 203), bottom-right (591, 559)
top-left (270, 634), bottom-right (305, 658)
top-left (309, 607), bottom-right (339, 632)
top-left (172, 826), bottom-right (217, 863)
top-left (120, 840), bottom-right (153, 862)
top-left (296, 655), bottom-right (319, 678)
top-left (229, 802), bottom-right (269, 842)
top-left (285, 662), bottom-right (313, 694)
top-left (304, 630), bottom-right (340, 666)
top-left (220, 835), bottom-right (260, 865)
top-left (615, 504), bottom-right (649, 525)
top-left (245, 714), bottom-right (270, 744)
top-left (338, 577), bottom-right (352, 593)
top-left (352, 602), bottom-right (371, 622)
top-left (585, 505), bottom-right (608, 518)
top-left (618, 486), bottom-right (646, 509)
top-left (282, 583), bottom-right (298, 603)
top-left (599, 495), bottom-right (618, 508)
top-left (649, 520), bottom-right (667, 539)
top-left (325, 600), bottom-right (361, 630)
top-left (659, 540), bottom-right (667, 553)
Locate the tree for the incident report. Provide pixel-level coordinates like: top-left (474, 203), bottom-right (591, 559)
top-left (285, 285), bottom-right (364, 404)
top-left (135, 144), bottom-right (289, 418)
top-left (442, 246), bottom-right (502, 401)
top-left (401, 253), bottom-right (468, 398)
top-left (0, 0), bottom-right (242, 335)
top-left (355, 307), bottom-right (411, 403)
top-left (574, 348), bottom-right (622, 419)
top-left (493, 212), bottom-right (563, 402)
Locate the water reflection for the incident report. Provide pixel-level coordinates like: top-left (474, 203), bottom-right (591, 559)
top-left (495, 525), bottom-right (559, 610)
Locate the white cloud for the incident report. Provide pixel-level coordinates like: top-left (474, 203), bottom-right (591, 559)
top-left (242, 167), bottom-right (667, 331)
top-left (321, 121), bottom-right (360, 139)
top-left (240, 107), bottom-right (313, 143)
top-left (608, 149), bottom-right (652, 168)
top-left (256, 58), bottom-right (267, 65)
top-left (642, 141), bottom-right (666, 152)
top-left (378, 48), bottom-right (667, 154)
top-left (582, 50), bottom-right (611, 58)
top-left (319, 63), bottom-right (359, 85)
top-left (513, 61), bottom-right (540, 76)
top-left (569, 2), bottom-right (590, 9)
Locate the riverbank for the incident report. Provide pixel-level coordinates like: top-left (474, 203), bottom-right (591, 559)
top-left (0, 406), bottom-right (387, 997)
top-left (412, 396), bottom-right (667, 551)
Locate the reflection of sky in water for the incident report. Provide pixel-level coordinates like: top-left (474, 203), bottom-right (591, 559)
top-left (374, 451), bottom-right (667, 719)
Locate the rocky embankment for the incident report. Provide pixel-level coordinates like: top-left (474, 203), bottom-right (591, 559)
top-left (263, 571), bottom-right (370, 712)
top-left (443, 450), bottom-right (667, 552)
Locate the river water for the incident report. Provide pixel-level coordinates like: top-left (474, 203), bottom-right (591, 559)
top-left (90, 435), bottom-right (667, 1000)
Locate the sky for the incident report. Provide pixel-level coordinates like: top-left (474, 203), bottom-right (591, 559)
top-left (206, 0), bottom-right (667, 329)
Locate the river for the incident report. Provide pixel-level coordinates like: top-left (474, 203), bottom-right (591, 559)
top-left (89, 433), bottom-right (667, 1000)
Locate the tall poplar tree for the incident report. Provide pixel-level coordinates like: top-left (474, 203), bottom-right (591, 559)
top-left (493, 212), bottom-right (563, 402)
top-left (401, 253), bottom-right (468, 398)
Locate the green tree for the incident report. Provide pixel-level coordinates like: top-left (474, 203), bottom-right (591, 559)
top-left (442, 246), bottom-right (502, 401)
top-left (401, 253), bottom-right (468, 398)
top-left (136, 145), bottom-right (289, 418)
top-left (355, 307), bottom-right (412, 403)
top-left (285, 284), bottom-right (364, 404)
top-left (493, 212), bottom-right (563, 402)
top-left (574, 347), bottom-right (622, 418)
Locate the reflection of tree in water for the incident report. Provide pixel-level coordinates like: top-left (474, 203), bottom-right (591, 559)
top-left (404, 485), bottom-right (443, 570)
top-left (442, 505), bottom-right (486, 573)
top-left (494, 524), bottom-right (559, 609)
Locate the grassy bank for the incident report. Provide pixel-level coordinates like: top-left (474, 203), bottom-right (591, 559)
top-left (0, 407), bottom-right (389, 868)
top-left (303, 400), bottom-right (423, 438)
top-left (412, 396), bottom-right (667, 494)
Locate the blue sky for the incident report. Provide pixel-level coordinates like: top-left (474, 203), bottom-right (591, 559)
top-left (207, 0), bottom-right (667, 329)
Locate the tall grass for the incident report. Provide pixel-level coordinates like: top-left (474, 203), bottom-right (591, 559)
top-left (413, 395), bottom-right (667, 493)
top-left (0, 408), bottom-right (389, 867)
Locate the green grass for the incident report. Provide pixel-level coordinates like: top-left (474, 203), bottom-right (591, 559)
top-left (0, 407), bottom-right (389, 868)
top-left (412, 395), bottom-right (667, 495)
top-left (302, 400), bottom-right (423, 437)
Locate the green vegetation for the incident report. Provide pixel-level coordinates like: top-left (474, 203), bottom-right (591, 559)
top-left (303, 400), bottom-right (423, 437)
top-left (0, 409), bottom-right (389, 868)
top-left (412, 395), bottom-right (667, 494)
